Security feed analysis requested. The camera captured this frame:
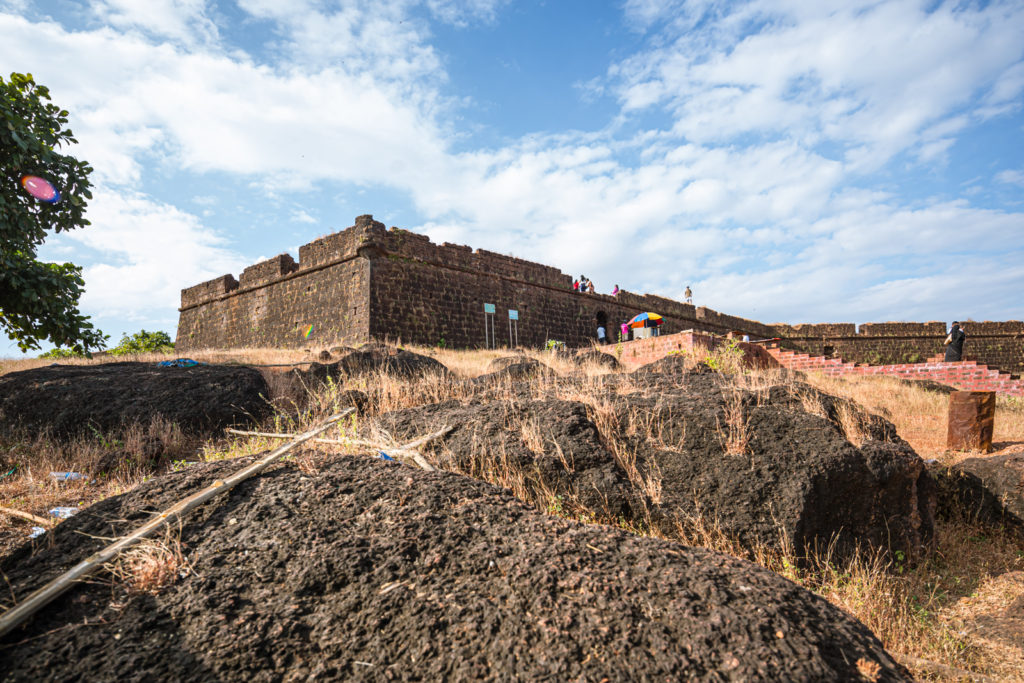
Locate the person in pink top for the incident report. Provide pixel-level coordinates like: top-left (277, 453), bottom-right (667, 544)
top-left (612, 284), bottom-right (619, 296)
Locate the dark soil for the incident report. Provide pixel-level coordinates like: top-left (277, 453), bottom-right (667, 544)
top-left (0, 362), bottom-right (271, 440)
top-left (377, 368), bottom-right (936, 562)
top-left (0, 455), bottom-right (908, 681)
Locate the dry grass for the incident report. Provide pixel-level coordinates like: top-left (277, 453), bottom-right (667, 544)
top-left (717, 388), bottom-right (751, 456)
top-left (105, 527), bottom-right (191, 595)
top-left (3, 344), bottom-right (1023, 680)
top-left (796, 373), bottom-right (1024, 463)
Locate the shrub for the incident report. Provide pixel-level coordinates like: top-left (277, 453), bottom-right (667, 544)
top-left (108, 330), bottom-right (174, 356)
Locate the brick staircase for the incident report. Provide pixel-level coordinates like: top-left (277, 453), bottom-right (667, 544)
top-left (766, 346), bottom-right (1024, 397)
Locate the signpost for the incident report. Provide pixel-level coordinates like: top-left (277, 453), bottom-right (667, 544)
top-left (483, 303), bottom-right (496, 349)
top-left (508, 309), bottom-right (519, 348)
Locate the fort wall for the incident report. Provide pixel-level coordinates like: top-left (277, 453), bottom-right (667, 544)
top-left (176, 215), bottom-right (771, 351)
top-left (176, 215), bottom-right (1023, 377)
top-left (770, 320), bottom-right (1024, 377)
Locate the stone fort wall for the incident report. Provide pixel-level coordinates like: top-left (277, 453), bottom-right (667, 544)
top-left (176, 215), bottom-right (1023, 377)
top-left (176, 215), bottom-right (773, 351)
top-left (771, 321), bottom-right (1024, 378)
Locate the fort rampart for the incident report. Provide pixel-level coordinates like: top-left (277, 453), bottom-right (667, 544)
top-left (176, 215), bottom-right (1023, 377)
top-left (176, 215), bottom-right (772, 352)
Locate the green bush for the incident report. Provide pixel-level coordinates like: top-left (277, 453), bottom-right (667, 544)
top-left (38, 347), bottom-right (87, 359)
top-left (108, 329), bottom-right (174, 356)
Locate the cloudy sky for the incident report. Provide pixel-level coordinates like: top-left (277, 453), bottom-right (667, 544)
top-left (2, 0), bottom-right (1023, 355)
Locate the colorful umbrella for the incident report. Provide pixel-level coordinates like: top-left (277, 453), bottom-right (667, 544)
top-left (628, 312), bottom-right (663, 328)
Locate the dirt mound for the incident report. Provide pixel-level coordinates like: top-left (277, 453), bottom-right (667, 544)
top-left (376, 369), bottom-right (935, 562)
top-left (0, 455), bottom-right (907, 681)
top-left (0, 362), bottom-right (271, 439)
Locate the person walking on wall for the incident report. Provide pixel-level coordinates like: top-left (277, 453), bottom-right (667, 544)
top-left (685, 286), bottom-right (693, 304)
top-left (587, 280), bottom-right (595, 294)
top-left (573, 278), bottom-right (580, 292)
top-left (944, 321), bottom-right (966, 361)
top-left (612, 284), bottom-right (619, 296)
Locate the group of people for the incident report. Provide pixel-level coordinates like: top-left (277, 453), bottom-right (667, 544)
top-left (573, 276), bottom-right (622, 297)
top-left (573, 276), bottom-right (595, 294)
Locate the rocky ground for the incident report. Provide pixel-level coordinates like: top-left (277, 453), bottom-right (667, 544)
top-left (1, 344), bottom-right (1021, 680)
top-left (0, 455), bottom-right (908, 682)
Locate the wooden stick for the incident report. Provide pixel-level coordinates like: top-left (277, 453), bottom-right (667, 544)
top-left (0, 409), bottom-right (352, 639)
top-left (228, 425), bottom-right (455, 472)
top-left (0, 506), bottom-right (50, 527)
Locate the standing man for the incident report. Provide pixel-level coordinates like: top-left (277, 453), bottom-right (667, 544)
top-left (944, 321), bottom-right (966, 361)
top-left (685, 286), bottom-right (693, 304)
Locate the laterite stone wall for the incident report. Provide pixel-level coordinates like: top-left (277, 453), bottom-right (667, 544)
top-left (771, 321), bottom-right (1024, 378)
top-left (176, 215), bottom-right (771, 351)
top-left (176, 214), bottom-right (1023, 377)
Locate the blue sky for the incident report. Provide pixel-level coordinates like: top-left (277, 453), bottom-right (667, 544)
top-left (2, 0), bottom-right (1023, 356)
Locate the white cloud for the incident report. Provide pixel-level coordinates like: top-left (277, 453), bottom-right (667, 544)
top-left (996, 169), bottom-right (1024, 187)
top-left (61, 191), bottom-right (246, 319)
top-left (92, 0), bottom-right (219, 47)
top-left (611, 0), bottom-right (1024, 172)
top-left (291, 209), bottom-right (317, 224)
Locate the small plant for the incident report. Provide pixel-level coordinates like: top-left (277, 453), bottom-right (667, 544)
top-left (545, 339), bottom-right (565, 351)
top-left (703, 338), bottom-right (745, 374)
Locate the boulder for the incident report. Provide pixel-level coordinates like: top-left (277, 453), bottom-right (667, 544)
top-left (0, 455), bottom-right (909, 681)
top-left (473, 358), bottom-right (554, 384)
top-left (297, 346), bottom-right (450, 389)
top-left (376, 369), bottom-right (936, 563)
top-left (930, 453), bottom-right (1024, 529)
top-left (574, 349), bottom-right (620, 369)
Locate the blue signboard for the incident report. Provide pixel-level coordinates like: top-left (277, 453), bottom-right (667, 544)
top-left (484, 303), bottom-right (496, 314)
top-left (508, 309), bottom-right (519, 320)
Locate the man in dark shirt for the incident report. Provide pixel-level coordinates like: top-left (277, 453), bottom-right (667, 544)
top-left (944, 321), bottom-right (966, 361)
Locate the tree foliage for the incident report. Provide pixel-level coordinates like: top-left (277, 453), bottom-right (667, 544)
top-left (1, 72), bottom-right (105, 352)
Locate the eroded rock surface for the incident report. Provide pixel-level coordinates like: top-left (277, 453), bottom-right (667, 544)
top-left (1, 455), bottom-right (908, 682)
top-left (0, 362), bottom-right (270, 439)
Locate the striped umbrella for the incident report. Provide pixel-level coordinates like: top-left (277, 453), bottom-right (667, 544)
top-left (628, 312), bottom-right (664, 328)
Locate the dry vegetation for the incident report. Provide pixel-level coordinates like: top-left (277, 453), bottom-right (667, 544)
top-left (2, 342), bottom-right (1023, 680)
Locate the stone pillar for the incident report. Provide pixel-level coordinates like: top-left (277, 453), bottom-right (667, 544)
top-left (947, 391), bottom-right (995, 453)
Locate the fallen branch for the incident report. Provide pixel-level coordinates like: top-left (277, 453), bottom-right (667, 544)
top-left (0, 506), bottom-right (50, 527)
top-left (0, 409), bottom-right (353, 640)
top-left (227, 425), bottom-right (455, 472)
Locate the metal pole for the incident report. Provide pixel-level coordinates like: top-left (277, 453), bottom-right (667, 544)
top-left (484, 311), bottom-right (489, 349)
top-left (509, 317), bottom-right (513, 348)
